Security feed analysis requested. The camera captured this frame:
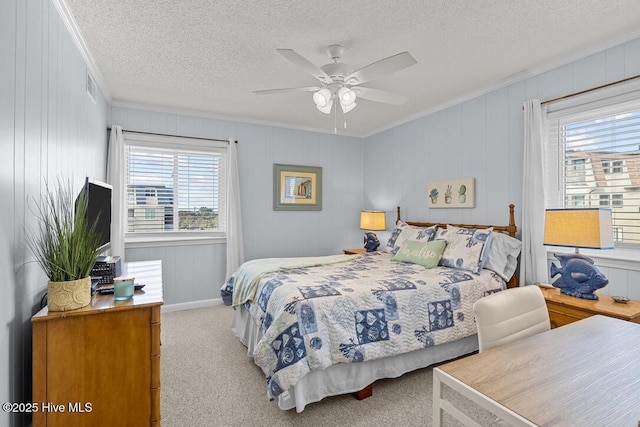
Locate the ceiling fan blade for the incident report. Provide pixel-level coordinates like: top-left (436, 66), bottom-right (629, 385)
top-left (277, 49), bottom-right (332, 83)
top-left (253, 86), bottom-right (321, 95)
top-left (345, 52), bottom-right (417, 85)
top-left (352, 86), bottom-right (408, 105)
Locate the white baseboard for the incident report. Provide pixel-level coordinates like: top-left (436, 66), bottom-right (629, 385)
top-left (161, 298), bottom-right (223, 313)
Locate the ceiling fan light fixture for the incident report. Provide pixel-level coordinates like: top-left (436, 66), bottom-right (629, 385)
top-left (313, 88), bottom-right (332, 108)
top-left (338, 87), bottom-right (356, 106)
top-left (258, 46), bottom-right (417, 121)
top-left (340, 101), bottom-right (357, 114)
top-left (316, 98), bottom-right (333, 114)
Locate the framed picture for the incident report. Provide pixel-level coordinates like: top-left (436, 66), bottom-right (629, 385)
top-left (273, 164), bottom-right (322, 211)
top-left (427, 178), bottom-right (475, 208)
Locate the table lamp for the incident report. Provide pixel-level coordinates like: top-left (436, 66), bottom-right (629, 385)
top-left (360, 211), bottom-right (386, 252)
top-left (543, 208), bottom-right (613, 300)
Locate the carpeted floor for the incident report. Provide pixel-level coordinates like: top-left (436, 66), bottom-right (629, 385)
top-left (160, 305), bottom-right (498, 427)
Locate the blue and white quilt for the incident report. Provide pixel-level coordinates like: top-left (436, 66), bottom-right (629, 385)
top-left (221, 251), bottom-right (505, 401)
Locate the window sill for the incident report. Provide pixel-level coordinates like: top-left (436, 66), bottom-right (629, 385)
top-left (546, 246), bottom-right (640, 272)
top-left (125, 234), bottom-right (226, 249)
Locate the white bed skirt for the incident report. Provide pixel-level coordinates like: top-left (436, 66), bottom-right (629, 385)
top-left (231, 305), bottom-right (479, 413)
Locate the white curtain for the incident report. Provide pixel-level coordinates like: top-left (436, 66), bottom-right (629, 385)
top-left (225, 138), bottom-right (244, 280)
top-left (106, 125), bottom-right (126, 262)
top-left (521, 100), bottom-right (548, 285)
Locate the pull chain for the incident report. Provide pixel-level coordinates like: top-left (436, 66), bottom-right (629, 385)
top-left (334, 97), bottom-right (337, 134)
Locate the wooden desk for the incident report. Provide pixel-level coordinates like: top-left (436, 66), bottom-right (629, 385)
top-left (32, 261), bottom-right (163, 427)
top-left (433, 315), bottom-right (640, 426)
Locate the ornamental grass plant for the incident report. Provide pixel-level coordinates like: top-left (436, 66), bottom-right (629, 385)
top-left (26, 179), bottom-right (102, 282)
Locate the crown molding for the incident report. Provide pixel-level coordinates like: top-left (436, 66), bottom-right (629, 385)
top-left (52, 0), bottom-right (112, 102)
top-left (364, 29), bottom-right (640, 138)
top-left (110, 100), bottom-right (364, 139)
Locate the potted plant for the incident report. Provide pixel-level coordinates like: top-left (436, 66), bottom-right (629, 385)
top-left (429, 188), bottom-right (439, 204)
top-left (26, 179), bottom-right (102, 311)
top-left (458, 184), bottom-right (467, 203)
top-left (444, 185), bottom-right (453, 204)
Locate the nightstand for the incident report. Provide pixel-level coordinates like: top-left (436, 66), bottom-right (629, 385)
top-left (539, 286), bottom-right (640, 328)
top-left (343, 248), bottom-right (367, 255)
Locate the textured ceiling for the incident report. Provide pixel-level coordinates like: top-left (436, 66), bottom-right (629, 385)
top-left (65, 0), bottom-right (640, 137)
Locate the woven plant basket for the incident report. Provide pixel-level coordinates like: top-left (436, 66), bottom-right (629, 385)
top-left (47, 276), bottom-right (91, 312)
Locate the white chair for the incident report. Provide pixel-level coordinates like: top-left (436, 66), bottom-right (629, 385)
top-left (473, 285), bottom-right (550, 353)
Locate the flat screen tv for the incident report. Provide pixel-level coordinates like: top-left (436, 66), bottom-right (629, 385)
top-left (76, 178), bottom-right (112, 255)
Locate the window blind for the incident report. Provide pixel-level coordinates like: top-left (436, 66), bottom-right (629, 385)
top-left (545, 97), bottom-right (640, 246)
top-left (124, 137), bottom-right (226, 234)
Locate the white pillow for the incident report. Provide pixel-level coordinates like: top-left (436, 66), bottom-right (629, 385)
top-left (483, 232), bottom-right (522, 281)
top-left (384, 221), bottom-right (438, 254)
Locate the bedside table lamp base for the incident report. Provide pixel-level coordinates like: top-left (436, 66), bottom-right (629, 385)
top-left (363, 232), bottom-right (380, 252)
top-left (550, 253), bottom-right (608, 300)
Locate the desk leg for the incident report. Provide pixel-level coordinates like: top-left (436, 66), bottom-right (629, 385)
top-left (433, 368), bottom-right (483, 427)
top-left (434, 368), bottom-right (534, 427)
top-left (433, 369), bottom-right (444, 426)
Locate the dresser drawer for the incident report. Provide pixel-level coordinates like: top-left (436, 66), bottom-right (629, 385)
top-left (541, 286), bottom-right (640, 328)
top-left (547, 304), bottom-right (592, 328)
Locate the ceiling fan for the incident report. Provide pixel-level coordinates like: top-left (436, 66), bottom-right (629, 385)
top-left (253, 44), bottom-right (417, 115)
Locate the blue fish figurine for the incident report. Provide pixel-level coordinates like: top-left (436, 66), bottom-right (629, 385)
top-left (363, 232), bottom-right (380, 252)
top-left (550, 253), bottom-right (608, 300)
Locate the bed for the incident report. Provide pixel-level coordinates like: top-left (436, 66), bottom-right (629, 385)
top-left (220, 204), bottom-right (520, 412)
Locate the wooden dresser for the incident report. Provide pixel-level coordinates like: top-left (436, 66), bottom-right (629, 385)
top-left (539, 286), bottom-right (640, 328)
top-left (32, 261), bottom-right (163, 427)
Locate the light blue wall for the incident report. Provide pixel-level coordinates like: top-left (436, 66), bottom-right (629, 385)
top-left (111, 107), bottom-right (364, 305)
top-left (4, 1), bottom-right (640, 425)
top-left (0, 0), bottom-right (110, 425)
top-left (364, 94), bottom-right (522, 227)
top-left (363, 37), bottom-right (640, 300)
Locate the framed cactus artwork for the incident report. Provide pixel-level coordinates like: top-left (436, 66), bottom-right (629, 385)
top-left (427, 178), bottom-right (475, 208)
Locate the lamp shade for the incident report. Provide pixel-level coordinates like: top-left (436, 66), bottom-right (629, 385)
top-left (313, 88), bottom-right (332, 107)
top-left (338, 87), bottom-right (356, 106)
top-left (340, 101), bottom-right (357, 114)
top-left (360, 211), bottom-right (386, 231)
top-left (543, 208), bottom-right (614, 250)
top-left (316, 99), bottom-right (333, 114)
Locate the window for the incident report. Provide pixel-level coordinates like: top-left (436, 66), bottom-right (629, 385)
top-left (612, 193), bottom-right (624, 207)
top-left (613, 160), bottom-right (623, 173)
top-left (567, 195), bottom-right (585, 207)
top-left (613, 227), bottom-right (624, 241)
top-left (567, 158), bottom-right (586, 184)
top-left (144, 208), bottom-right (157, 220)
top-left (123, 132), bottom-right (227, 237)
top-left (598, 194), bottom-right (623, 207)
top-left (602, 160), bottom-right (623, 174)
top-left (544, 83), bottom-right (640, 246)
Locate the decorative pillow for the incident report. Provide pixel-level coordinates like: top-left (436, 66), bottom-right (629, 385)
top-left (483, 232), bottom-right (522, 280)
top-left (384, 221), bottom-right (438, 254)
top-left (436, 225), bottom-right (493, 274)
top-left (392, 239), bottom-right (447, 269)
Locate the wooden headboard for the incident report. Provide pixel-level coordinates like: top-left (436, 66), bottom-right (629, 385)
top-left (396, 204), bottom-right (519, 288)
